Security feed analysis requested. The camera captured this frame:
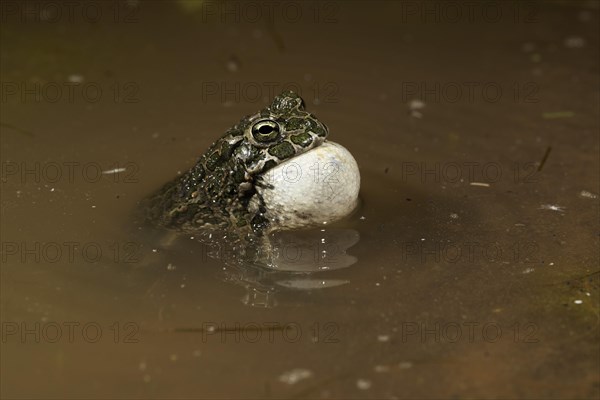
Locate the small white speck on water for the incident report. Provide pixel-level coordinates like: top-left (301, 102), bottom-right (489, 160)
top-left (549, 262), bottom-right (554, 266)
top-left (279, 368), bottom-right (313, 385)
top-left (360, 216), bottom-right (366, 220)
top-left (91, 205), bottom-right (96, 208)
top-left (398, 361), bottom-right (413, 369)
top-left (50, 188), bottom-right (55, 192)
top-left (586, 292), bottom-right (591, 297)
top-left (375, 282), bottom-right (381, 287)
top-left (522, 267), bottom-right (535, 274)
top-left (470, 182), bottom-right (490, 187)
top-left (539, 204), bottom-right (565, 212)
top-left (102, 167), bottom-right (126, 175)
top-left (450, 213), bottom-right (459, 219)
top-left (421, 238), bottom-right (425, 241)
top-left (377, 334), bottom-right (390, 342)
top-left (166, 263), bottom-right (176, 270)
top-left (579, 190), bottom-right (598, 199)
top-left (374, 365), bottom-right (390, 373)
top-left (152, 249), bottom-right (158, 253)
top-left (574, 300), bottom-right (583, 305)
top-left (408, 99), bottom-right (425, 110)
top-left (356, 379), bottom-right (372, 390)
top-left (321, 238), bottom-right (326, 244)
top-left (189, 236), bottom-right (195, 240)
top-left (180, 284), bottom-right (186, 289)
top-left (68, 74), bottom-right (84, 83)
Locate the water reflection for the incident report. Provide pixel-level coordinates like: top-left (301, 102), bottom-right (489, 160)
top-left (223, 228), bottom-right (360, 307)
top-left (137, 222), bottom-right (360, 307)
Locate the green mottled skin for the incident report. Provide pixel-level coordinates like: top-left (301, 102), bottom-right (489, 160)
top-left (144, 91), bottom-right (328, 234)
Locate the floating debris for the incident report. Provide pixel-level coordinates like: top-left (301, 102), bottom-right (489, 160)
top-left (470, 182), bottom-right (490, 187)
top-left (539, 204), bottom-right (565, 212)
top-left (377, 334), bottom-right (390, 342)
top-left (356, 379), bottom-right (372, 390)
top-left (409, 99), bottom-right (425, 110)
top-left (102, 167), bottom-right (127, 175)
top-left (522, 267), bottom-right (535, 274)
top-left (537, 146), bottom-right (552, 172)
top-left (374, 365), bottom-right (390, 373)
top-left (408, 99), bottom-right (425, 118)
top-left (278, 368), bottom-right (313, 385)
top-left (67, 74), bottom-right (84, 83)
top-left (579, 190), bottom-right (598, 199)
top-left (574, 300), bottom-right (583, 305)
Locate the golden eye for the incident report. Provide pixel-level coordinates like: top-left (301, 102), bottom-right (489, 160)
top-left (251, 120), bottom-right (281, 142)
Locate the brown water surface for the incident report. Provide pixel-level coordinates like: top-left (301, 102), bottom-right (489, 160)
top-left (1, 1), bottom-right (599, 399)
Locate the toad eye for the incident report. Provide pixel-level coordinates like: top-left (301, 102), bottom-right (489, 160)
top-left (251, 120), bottom-right (281, 142)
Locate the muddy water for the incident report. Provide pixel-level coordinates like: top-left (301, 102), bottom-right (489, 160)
top-left (1, 1), bottom-right (599, 399)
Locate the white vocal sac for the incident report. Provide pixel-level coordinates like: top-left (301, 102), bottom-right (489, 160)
top-left (252, 141), bottom-right (361, 230)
